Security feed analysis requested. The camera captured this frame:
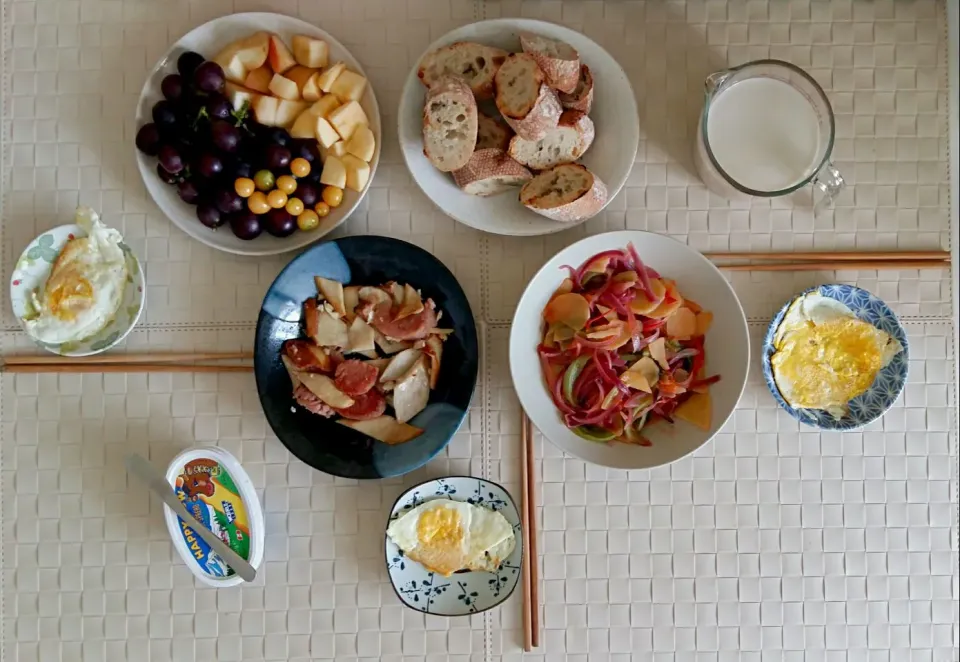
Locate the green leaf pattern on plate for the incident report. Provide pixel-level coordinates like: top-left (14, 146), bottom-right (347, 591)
top-left (26, 235), bottom-right (59, 262)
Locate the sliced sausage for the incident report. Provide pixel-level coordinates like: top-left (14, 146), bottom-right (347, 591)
top-left (293, 384), bottom-right (335, 417)
top-left (284, 339), bottom-right (331, 372)
top-left (333, 390), bottom-right (387, 420)
top-left (371, 299), bottom-right (438, 341)
top-left (334, 359), bottom-right (379, 396)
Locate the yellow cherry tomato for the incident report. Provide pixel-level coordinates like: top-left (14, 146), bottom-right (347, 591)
top-left (314, 201), bottom-right (331, 217)
top-left (234, 177), bottom-right (255, 198)
top-left (290, 158), bottom-right (311, 178)
top-left (285, 197), bottom-right (304, 216)
top-left (267, 189), bottom-right (288, 209)
top-left (276, 175), bottom-right (298, 195)
top-left (297, 209), bottom-right (320, 231)
top-left (247, 191), bottom-right (270, 214)
top-left (322, 186), bottom-right (343, 208)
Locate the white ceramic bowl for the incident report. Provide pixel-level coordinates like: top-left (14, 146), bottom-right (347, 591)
top-left (385, 476), bottom-right (522, 616)
top-left (135, 13), bottom-right (381, 256)
top-left (398, 19), bottom-right (639, 237)
top-left (509, 231), bottom-right (750, 470)
top-left (10, 223), bottom-right (145, 357)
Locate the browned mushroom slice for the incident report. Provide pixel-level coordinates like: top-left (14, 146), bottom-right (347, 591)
top-left (380, 348), bottom-right (423, 383)
top-left (315, 276), bottom-right (346, 317)
top-left (396, 284), bottom-right (424, 320)
top-left (392, 358), bottom-right (430, 423)
top-left (312, 308), bottom-right (350, 348)
top-left (337, 415), bottom-right (423, 444)
top-left (298, 372), bottom-right (355, 409)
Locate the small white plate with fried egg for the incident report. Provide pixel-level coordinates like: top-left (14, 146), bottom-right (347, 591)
top-left (384, 476), bottom-right (522, 616)
top-left (10, 208), bottom-right (145, 356)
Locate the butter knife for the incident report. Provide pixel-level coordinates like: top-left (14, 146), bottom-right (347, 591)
top-left (125, 453), bottom-right (257, 582)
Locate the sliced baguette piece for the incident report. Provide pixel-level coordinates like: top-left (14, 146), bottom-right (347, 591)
top-left (421, 75), bottom-right (478, 172)
top-left (452, 148), bottom-right (532, 197)
top-left (417, 42), bottom-right (509, 100)
top-left (520, 163), bottom-right (608, 223)
top-left (495, 54), bottom-right (562, 141)
top-left (507, 110), bottom-right (595, 170)
top-left (558, 64), bottom-right (594, 114)
top-left (519, 32), bottom-right (580, 94)
top-left (476, 112), bottom-right (513, 151)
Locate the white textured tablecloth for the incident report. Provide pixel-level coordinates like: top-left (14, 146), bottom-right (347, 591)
top-left (1, 0), bottom-right (957, 660)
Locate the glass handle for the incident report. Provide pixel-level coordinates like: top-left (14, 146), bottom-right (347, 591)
top-left (704, 71), bottom-right (731, 96)
top-left (812, 162), bottom-right (845, 215)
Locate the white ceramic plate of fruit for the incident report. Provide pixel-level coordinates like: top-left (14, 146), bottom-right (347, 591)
top-left (135, 12), bottom-right (381, 256)
top-left (398, 19), bottom-right (638, 237)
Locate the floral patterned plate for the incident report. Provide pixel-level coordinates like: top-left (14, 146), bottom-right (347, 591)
top-left (10, 223), bottom-right (145, 356)
top-left (762, 284), bottom-right (909, 430)
top-left (384, 476), bottom-right (523, 616)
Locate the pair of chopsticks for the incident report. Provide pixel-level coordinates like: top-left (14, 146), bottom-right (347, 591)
top-left (520, 412), bottom-right (540, 650)
top-left (1, 352), bottom-right (254, 373)
top-left (706, 250), bottom-right (950, 272)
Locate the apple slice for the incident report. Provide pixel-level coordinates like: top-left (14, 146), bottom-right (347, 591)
top-left (344, 125), bottom-right (375, 162)
top-left (543, 292), bottom-right (589, 329)
top-left (275, 99), bottom-right (308, 129)
top-left (320, 155), bottom-right (347, 188)
top-left (244, 66), bottom-right (273, 94)
top-left (318, 140), bottom-right (343, 163)
top-left (301, 73), bottom-right (322, 102)
top-left (235, 32), bottom-right (270, 70)
top-left (213, 44), bottom-right (248, 84)
top-left (268, 73), bottom-right (300, 101)
top-left (327, 100), bottom-right (369, 141)
top-left (309, 95), bottom-right (340, 118)
top-left (341, 154), bottom-right (370, 193)
top-left (312, 116), bottom-right (340, 148)
top-left (252, 95), bottom-right (280, 126)
top-left (316, 62), bottom-right (346, 93)
top-left (285, 65), bottom-right (317, 91)
top-left (267, 34), bottom-right (296, 73)
top-left (290, 107), bottom-right (318, 139)
top-left (329, 69), bottom-right (367, 103)
top-left (225, 82), bottom-right (259, 111)
top-left (292, 35), bottom-right (330, 68)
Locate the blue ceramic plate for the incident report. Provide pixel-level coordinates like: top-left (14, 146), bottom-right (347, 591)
top-left (385, 476), bottom-right (522, 616)
top-left (761, 284), bottom-right (909, 430)
top-left (254, 236), bottom-right (479, 479)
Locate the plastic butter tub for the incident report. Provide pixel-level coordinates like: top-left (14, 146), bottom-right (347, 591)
top-left (163, 446), bottom-right (264, 588)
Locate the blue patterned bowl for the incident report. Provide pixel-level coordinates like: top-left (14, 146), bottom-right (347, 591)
top-left (254, 236), bottom-right (479, 479)
top-left (385, 476), bottom-right (523, 616)
top-left (762, 284), bottom-right (909, 430)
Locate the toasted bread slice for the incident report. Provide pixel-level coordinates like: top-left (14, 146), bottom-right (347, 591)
top-left (519, 32), bottom-right (580, 94)
top-left (452, 148), bottom-right (532, 196)
top-left (494, 53), bottom-right (562, 141)
top-left (421, 76), bottom-right (478, 172)
top-left (520, 163), bottom-right (608, 222)
top-left (417, 42), bottom-right (509, 100)
top-left (476, 112), bottom-right (513, 151)
top-left (559, 64), bottom-right (594, 114)
top-left (508, 110), bottom-right (595, 170)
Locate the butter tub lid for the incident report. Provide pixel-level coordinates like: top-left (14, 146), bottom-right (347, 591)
top-left (162, 446), bottom-right (264, 588)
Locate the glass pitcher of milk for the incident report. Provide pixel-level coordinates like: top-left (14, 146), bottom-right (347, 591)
top-left (693, 59), bottom-right (844, 214)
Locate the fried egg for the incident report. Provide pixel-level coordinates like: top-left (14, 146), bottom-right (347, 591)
top-left (771, 293), bottom-right (902, 419)
top-left (24, 208), bottom-right (128, 344)
top-left (386, 499), bottom-right (516, 576)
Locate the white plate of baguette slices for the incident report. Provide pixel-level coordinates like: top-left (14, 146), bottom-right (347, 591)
top-left (398, 19), bottom-right (638, 236)
top-left (136, 13), bottom-right (380, 255)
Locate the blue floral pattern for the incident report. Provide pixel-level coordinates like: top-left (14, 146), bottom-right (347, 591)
top-left (762, 284), bottom-right (909, 430)
top-left (384, 476), bottom-right (523, 616)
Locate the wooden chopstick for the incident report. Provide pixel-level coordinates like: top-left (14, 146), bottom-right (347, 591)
top-left (524, 414), bottom-right (540, 649)
top-left (707, 250), bottom-right (949, 262)
top-left (720, 259), bottom-right (949, 272)
top-left (3, 363), bottom-right (253, 374)
top-left (520, 412), bottom-right (534, 652)
top-left (3, 352), bottom-right (253, 365)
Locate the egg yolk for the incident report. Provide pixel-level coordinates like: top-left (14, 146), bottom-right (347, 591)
top-left (772, 318), bottom-right (884, 409)
top-left (411, 505), bottom-right (465, 576)
top-left (48, 276), bottom-right (94, 320)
